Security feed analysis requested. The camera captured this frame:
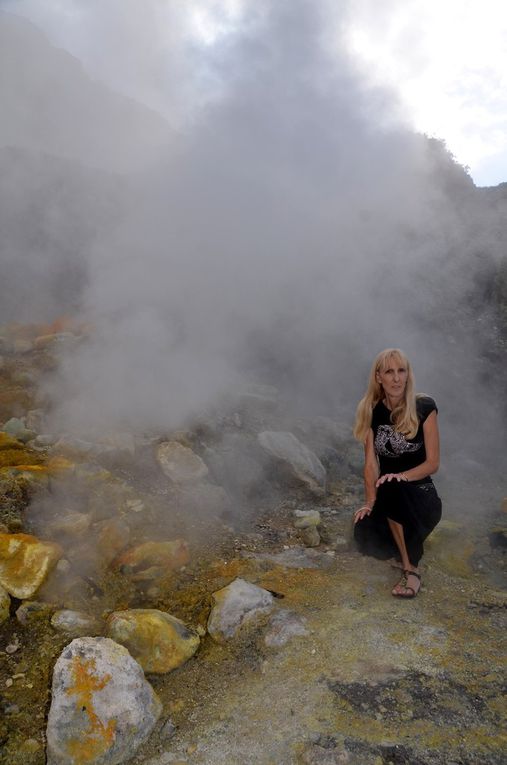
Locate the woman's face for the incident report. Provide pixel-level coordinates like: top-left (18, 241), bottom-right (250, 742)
top-left (376, 356), bottom-right (408, 401)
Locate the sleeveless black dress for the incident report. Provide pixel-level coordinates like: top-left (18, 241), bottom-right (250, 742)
top-left (354, 395), bottom-right (442, 565)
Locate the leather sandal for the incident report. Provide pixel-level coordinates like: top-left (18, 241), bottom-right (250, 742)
top-left (392, 569), bottom-right (421, 598)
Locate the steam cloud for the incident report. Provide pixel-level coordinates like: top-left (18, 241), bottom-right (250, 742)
top-left (1, 2), bottom-right (506, 463)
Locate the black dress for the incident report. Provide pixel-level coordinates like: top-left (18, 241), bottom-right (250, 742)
top-left (354, 395), bottom-right (442, 566)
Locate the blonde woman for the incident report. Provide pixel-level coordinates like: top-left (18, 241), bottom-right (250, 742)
top-left (353, 349), bottom-right (441, 597)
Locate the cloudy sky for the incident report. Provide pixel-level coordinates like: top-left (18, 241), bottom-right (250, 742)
top-left (4, 0), bottom-right (506, 186)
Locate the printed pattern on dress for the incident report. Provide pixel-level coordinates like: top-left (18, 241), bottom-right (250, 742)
top-left (374, 424), bottom-right (422, 457)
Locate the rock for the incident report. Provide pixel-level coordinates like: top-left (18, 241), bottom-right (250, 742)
top-left (49, 512), bottom-right (91, 537)
top-left (294, 509), bottom-right (321, 528)
top-left (33, 434), bottom-right (57, 448)
top-left (95, 518), bottom-right (130, 566)
top-left (264, 609), bottom-right (308, 647)
top-left (98, 432), bottom-right (136, 456)
top-left (489, 527), bottom-right (507, 549)
top-left (114, 540), bottom-right (189, 580)
top-left (302, 526), bottom-right (321, 547)
top-left (25, 409), bottom-right (45, 433)
top-left (0, 584), bottom-right (10, 624)
top-left (502, 497), bottom-right (507, 513)
top-left (51, 610), bottom-right (103, 637)
top-left (156, 441), bottom-right (209, 483)
top-left (3, 417), bottom-right (36, 443)
top-left (54, 435), bottom-right (96, 456)
top-left (13, 338), bottom-right (33, 354)
top-left (16, 600), bottom-right (54, 625)
top-left (46, 637), bottom-right (162, 765)
top-left (0, 432), bottom-right (25, 451)
top-left (207, 578), bottom-right (275, 642)
top-left (159, 717), bottom-right (177, 740)
top-left (106, 609), bottom-right (200, 674)
top-left (244, 546), bottom-right (335, 570)
top-left (0, 533), bottom-right (63, 598)
top-left (257, 431), bottom-right (326, 495)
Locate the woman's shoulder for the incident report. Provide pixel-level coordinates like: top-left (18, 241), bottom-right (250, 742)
top-left (416, 394), bottom-right (438, 421)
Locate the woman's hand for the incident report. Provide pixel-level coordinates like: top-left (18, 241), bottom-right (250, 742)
top-left (375, 472), bottom-right (408, 487)
top-left (353, 505), bottom-right (372, 524)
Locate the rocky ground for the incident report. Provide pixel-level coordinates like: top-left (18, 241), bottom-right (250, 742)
top-left (0, 322), bottom-right (505, 765)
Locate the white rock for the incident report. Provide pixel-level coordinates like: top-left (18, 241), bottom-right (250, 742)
top-left (46, 637), bottom-right (161, 765)
top-left (207, 578), bottom-right (275, 642)
top-left (258, 431), bottom-right (326, 495)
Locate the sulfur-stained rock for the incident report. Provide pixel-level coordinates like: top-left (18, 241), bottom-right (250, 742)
top-left (0, 583), bottom-right (10, 624)
top-left (46, 637), bottom-right (161, 765)
top-left (294, 509), bottom-right (321, 528)
top-left (16, 600), bottom-right (54, 625)
top-left (207, 578), bottom-right (275, 643)
top-left (113, 540), bottom-right (189, 581)
top-left (51, 610), bottom-right (103, 637)
top-left (0, 533), bottom-right (63, 598)
top-left (106, 609), bottom-right (200, 674)
top-left (258, 431), bottom-right (327, 496)
top-left (156, 441), bottom-right (209, 483)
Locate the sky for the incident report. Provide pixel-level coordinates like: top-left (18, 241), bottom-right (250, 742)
top-left (3, 0), bottom-right (507, 187)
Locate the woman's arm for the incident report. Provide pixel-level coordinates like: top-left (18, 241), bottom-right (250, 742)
top-left (354, 429), bottom-right (379, 523)
top-left (376, 410), bottom-right (440, 485)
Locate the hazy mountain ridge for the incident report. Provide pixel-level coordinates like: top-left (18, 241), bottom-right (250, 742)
top-left (0, 11), bottom-right (173, 173)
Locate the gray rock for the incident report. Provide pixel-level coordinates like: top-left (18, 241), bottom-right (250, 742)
top-left (46, 637), bottom-right (161, 765)
top-left (244, 546), bottom-right (335, 570)
top-left (51, 610), bottom-right (103, 637)
top-left (302, 526), bottom-right (321, 547)
top-left (264, 609), bottom-right (309, 647)
top-left (207, 578), bottom-right (275, 642)
top-left (3, 417), bottom-right (35, 443)
top-left (156, 441), bottom-right (209, 483)
top-left (258, 431), bottom-right (326, 495)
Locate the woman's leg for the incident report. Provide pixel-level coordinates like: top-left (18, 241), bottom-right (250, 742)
top-left (387, 518), bottom-right (421, 596)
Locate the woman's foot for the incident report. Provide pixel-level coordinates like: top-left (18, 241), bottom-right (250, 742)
top-left (392, 569), bottom-right (421, 598)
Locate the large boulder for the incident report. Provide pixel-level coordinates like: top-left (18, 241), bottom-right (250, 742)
top-left (46, 637), bottom-right (161, 765)
top-left (207, 578), bottom-right (275, 642)
top-left (257, 431), bottom-right (326, 495)
top-left (106, 609), bottom-right (200, 673)
top-left (0, 533), bottom-right (63, 598)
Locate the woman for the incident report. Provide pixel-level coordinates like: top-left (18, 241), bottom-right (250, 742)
top-left (353, 348), bottom-right (442, 597)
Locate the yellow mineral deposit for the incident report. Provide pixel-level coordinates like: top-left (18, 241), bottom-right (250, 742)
top-left (65, 655), bottom-right (116, 763)
top-left (0, 533), bottom-right (63, 599)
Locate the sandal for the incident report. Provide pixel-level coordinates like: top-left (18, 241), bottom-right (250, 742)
top-left (392, 569), bottom-right (421, 599)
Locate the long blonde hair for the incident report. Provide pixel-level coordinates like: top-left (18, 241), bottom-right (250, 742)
top-left (353, 348), bottom-right (419, 442)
